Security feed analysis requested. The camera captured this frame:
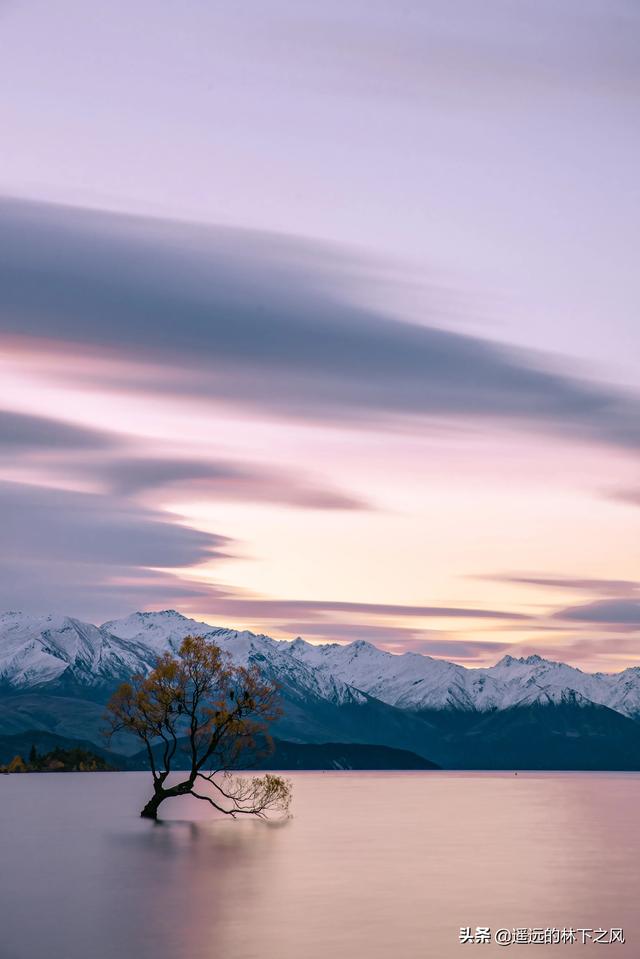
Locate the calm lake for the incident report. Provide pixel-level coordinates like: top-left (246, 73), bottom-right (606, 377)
top-left (1, 771), bottom-right (638, 958)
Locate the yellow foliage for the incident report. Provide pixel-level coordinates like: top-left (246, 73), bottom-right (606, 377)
top-left (105, 634), bottom-right (291, 819)
top-left (6, 755), bottom-right (27, 773)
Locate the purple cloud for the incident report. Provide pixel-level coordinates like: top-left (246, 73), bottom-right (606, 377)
top-left (0, 481), bottom-right (228, 568)
top-left (480, 573), bottom-right (640, 596)
top-left (187, 596), bottom-right (528, 622)
top-left (0, 480), bottom-right (231, 619)
top-left (554, 598), bottom-right (640, 627)
top-left (279, 621), bottom-right (511, 660)
top-left (0, 410), bottom-right (116, 451)
top-left (3, 198), bottom-right (640, 450)
top-left (94, 456), bottom-right (368, 510)
top-left (605, 488), bottom-right (640, 508)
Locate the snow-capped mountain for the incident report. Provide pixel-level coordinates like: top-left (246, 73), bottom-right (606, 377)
top-left (0, 610), bottom-right (365, 709)
top-left (101, 610), bottom-right (216, 653)
top-left (104, 611), bottom-right (367, 707)
top-left (2, 609), bottom-right (640, 722)
top-left (284, 640), bottom-right (640, 720)
top-left (0, 611), bottom-right (157, 690)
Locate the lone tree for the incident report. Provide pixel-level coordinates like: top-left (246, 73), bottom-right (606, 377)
top-left (106, 635), bottom-right (291, 820)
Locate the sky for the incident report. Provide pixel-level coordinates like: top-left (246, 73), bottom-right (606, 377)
top-left (1, 0), bottom-right (639, 670)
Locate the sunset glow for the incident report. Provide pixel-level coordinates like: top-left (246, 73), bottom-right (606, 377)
top-left (1, 1), bottom-right (639, 672)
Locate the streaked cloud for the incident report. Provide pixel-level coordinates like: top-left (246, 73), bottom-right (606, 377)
top-left (88, 456), bottom-right (368, 510)
top-left (480, 573), bottom-right (640, 596)
top-left (514, 636), bottom-right (640, 672)
top-left (0, 480), bottom-right (230, 567)
top-left (605, 487), bottom-right (640, 508)
top-left (0, 3), bottom-right (638, 672)
top-left (196, 596), bottom-right (528, 622)
top-left (0, 410), bottom-right (369, 511)
top-left (0, 562), bottom-right (219, 623)
top-left (3, 197), bottom-right (640, 450)
top-left (0, 474), bottom-right (526, 627)
top-left (554, 598), bottom-right (640, 627)
top-left (0, 409), bottom-right (116, 451)
top-left (0, 476), bottom-right (244, 619)
top-left (278, 620), bottom-right (511, 660)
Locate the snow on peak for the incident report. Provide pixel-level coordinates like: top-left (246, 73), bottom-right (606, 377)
top-left (3, 609), bottom-right (640, 721)
top-left (495, 653), bottom-right (549, 668)
top-left (102, 610), bottom-right (218, 652)
top-left (0, 611), bottom-right (155, 689)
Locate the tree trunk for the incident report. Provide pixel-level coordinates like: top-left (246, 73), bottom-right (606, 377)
top-left (140, 789), bottom-right (166, 820)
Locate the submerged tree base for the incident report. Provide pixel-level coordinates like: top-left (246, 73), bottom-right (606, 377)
top-left (140, 797), bottom-right (162, 819)
top-left (139, 781), bottom-right (193, 819)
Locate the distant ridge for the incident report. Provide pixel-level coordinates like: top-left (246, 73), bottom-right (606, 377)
top-left (2, 609), bottom-right (640, 720)
top-left (3, 610), bottom-right (640, 770)
top-left (0, 731), bottom-right (439, 772)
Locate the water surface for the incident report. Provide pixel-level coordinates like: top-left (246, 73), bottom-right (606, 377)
top-left (1, 771), bottom-right (637, 958)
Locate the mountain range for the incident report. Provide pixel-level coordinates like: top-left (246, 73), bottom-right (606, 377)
top-left (2, 609), bottom-right (640, 769)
